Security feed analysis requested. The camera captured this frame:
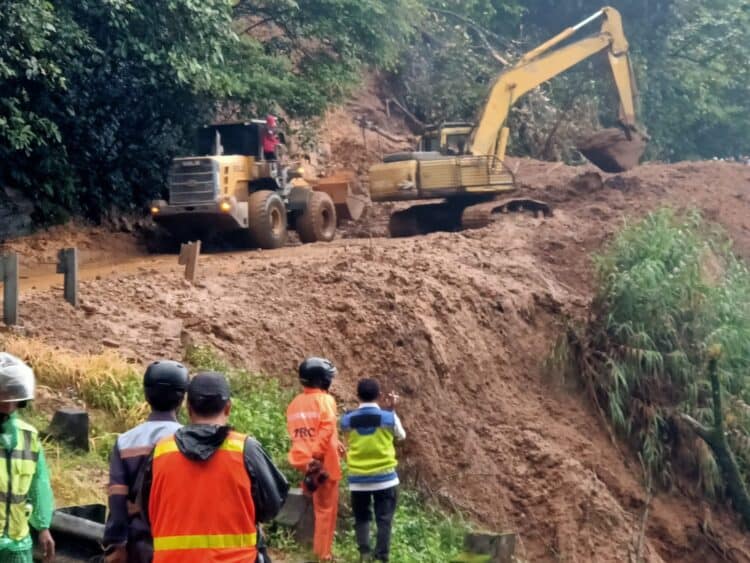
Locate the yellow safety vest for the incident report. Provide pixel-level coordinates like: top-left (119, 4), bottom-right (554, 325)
top-left (0, 419), bottom-right (40, 541)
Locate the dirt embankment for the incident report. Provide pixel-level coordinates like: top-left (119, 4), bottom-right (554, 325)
top-left (5, 157), bottom-right (750, 560)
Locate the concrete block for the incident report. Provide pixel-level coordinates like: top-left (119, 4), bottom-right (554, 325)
top-left (46, 408), bottom-right (89, 451)
top-left (451, 531), bottom-right (517, 563)
top-left (274, 487), bottom-right (314, 544)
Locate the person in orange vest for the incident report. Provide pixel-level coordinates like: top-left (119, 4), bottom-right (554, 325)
top-left (138, 372), bottom-right (289, 563)
top-left (286, 357), bottom-right (343, 562)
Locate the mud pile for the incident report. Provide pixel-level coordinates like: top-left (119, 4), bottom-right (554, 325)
top-left (6, 158), bottom-right (750, 561)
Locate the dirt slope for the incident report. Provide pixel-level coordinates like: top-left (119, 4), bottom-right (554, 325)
top-left (5, 159), bottom-right (750, 561)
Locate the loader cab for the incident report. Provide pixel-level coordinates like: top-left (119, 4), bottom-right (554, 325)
top-left (418, 122), bottom-right (473, 155)
top-left (196, 121), bottom-right (268, 158)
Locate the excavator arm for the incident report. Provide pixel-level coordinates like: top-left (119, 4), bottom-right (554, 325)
top-left (468, 7), bottom-right (638, 161)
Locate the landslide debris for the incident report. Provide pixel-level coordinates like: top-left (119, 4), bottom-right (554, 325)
top-left (9, 158), bottom-right (750, 562)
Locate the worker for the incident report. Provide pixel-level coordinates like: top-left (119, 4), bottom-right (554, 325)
top-left (103, 360), bottom-right (189, 563)
top-left (262, 114), bottom-right (281, 161)
top-left (139, 371), bottom-right (289, 563)
top-left (286, 357), bottom-right (343, 562)
top-left (340, 378), bottom-right (406, 563)
top-left (0, 353), bottom-right (55, 563)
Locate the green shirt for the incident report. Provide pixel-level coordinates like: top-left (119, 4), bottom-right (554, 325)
top-left (0, 413), bottom-right (54, 553)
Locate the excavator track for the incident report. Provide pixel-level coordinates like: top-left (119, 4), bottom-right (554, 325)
top-left (388, 197), bottom-right (552, 237)
top-left (388, 203), bottom-right (465, 237)
top-left (461, 198), bottom-right (553, 230)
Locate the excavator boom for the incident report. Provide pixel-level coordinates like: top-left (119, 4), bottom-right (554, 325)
top-left (469, 6), bottom-right (639, 162)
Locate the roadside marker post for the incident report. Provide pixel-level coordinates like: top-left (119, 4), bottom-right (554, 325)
top-left (57, 248), bottom-right (79, 307)
top-left (0, 253), bottom-right (19, 326)
top-left (178, 241), bottom-right (201, 283)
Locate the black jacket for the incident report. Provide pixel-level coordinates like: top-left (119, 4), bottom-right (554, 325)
top-left (138, 424), bottom-right (289, 527)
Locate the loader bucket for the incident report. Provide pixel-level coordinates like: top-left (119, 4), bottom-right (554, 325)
top-left (314, 170), bottom-right (368, 222)
top-left (577, 127), bottom-right (647, 173)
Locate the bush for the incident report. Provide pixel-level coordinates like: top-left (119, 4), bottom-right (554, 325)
top-left (563, 209), bottom-right (750, 496)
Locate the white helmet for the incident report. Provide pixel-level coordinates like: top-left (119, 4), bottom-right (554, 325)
top-left (0, 353), bottom-right (35, 403)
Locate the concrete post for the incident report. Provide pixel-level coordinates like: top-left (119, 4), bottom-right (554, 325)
top-left (178, 241), bottom-right (201, 283)
top-left (56, 248), bottom-right (79, 307)
top-left (0, 253), bottom-right (19, 326)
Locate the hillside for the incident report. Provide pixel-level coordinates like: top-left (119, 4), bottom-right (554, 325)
top-left (4, 154), bottom-right (750, 560)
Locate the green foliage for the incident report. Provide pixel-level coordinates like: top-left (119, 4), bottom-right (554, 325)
top-left (184, 346), bottom-right (467, 562)
top-left (577, 209), bottom-right (750, 494)
top-left (335, 489), bottom-right (467, 562)
top-left (392, 0), bottom-right (523, 124)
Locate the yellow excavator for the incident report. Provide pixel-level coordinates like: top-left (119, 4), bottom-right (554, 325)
top-left (369, 6), bottom-right (647, 236)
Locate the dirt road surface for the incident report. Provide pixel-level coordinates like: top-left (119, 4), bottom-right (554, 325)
top-left (3, 158), bottom-right (750, 561)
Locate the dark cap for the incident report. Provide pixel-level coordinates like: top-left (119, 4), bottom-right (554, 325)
top-left (188, 372), bottom-right (231, 416)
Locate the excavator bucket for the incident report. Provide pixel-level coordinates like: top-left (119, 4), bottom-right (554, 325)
top-left (313, 170), bottom-right (368, 223)
top-left (577, 127), bottom-right (647, 173)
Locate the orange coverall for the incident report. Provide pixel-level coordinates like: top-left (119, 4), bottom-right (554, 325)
top-left (286, 388), bottom-right (342, 560)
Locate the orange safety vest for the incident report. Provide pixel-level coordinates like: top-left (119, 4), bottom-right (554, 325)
top-left (149, 431), bottom-right (257, 563)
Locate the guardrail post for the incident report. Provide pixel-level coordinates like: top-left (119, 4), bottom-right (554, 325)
top-left (57, 248), bottom-right (79, 307)
top-left (178, 241), bottom-right (201, 283)
top-left (0, 253), bottom-right (19, 326)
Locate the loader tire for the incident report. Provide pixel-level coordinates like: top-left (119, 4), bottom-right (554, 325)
top-left (248, 190), bottom-right (288, 249)
top-left (296, 191), bottom-right (337, 243)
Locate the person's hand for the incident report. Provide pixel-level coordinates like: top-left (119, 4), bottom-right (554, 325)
top-left (337, 440), bottom-right (347, 457)
top-left (104, 545), bottom-right (127, 563)
top-left (382, 391), bottom-right (400, 411)
top-left (38, 529), bottom-right (55, 563)
top-left (307, 458), bottom-right (322, 473)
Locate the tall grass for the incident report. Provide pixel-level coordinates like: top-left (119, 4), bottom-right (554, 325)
top-left (568, 209), bottom-right (750, 495)
top-left (0, 335), bottom-right (146, 428)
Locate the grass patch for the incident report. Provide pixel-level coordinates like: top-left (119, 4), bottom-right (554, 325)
top-left (185, 345), bottom-right (468, 562)
top-left (0, 335), bottom-right (146, 429)
top-left (0, 338), bottom-right (467, 561)
top-left (557, 209), bottom-right (750, 497)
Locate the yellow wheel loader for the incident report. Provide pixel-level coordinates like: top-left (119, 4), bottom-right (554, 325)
top-left (150, 121), bottom-right (365, 249)
top-left (369, 6), bottom-right (647, 237)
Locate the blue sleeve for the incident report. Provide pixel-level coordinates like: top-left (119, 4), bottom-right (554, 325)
top-left (103, 443), bottom-right (129, 547)
top-left (340, 412), bottom-right (351, 432)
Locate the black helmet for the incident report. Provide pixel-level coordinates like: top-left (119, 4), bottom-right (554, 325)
top-left (143, 360), bottom-right (189, 412)
top-left (299, 357), bottom-right (337, 390)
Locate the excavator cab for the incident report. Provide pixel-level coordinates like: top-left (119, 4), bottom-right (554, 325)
top-left (418, 123), bottom-right (473, 155)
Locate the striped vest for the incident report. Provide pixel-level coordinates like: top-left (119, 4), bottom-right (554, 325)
top-left (341, 407), bottom-right (398, 484)
top-left (0, 419), bottom-right (41, 541)
top-left (149, 431), bottom-right (257, 563)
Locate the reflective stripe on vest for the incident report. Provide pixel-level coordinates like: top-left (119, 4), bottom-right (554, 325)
top-left (150, 431), bottom-right (257, 562)
top-left (154, 533), bottom-right (257, 551)
top-left (0, 420), bottom-right (41, 541)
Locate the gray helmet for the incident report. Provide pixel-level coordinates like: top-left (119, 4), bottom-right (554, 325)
top-left (0, 353), bottom-right (35, 403)
top-left (299, 357), bottom-right (337, 390)
top-left (143, 360), bottom-right (189, 411)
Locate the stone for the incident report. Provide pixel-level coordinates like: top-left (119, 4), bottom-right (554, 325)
top-left (274, 487), bottom-right (314, 544)
top-left (450, 532), bottom-right (517, 563)
top-left (45, 408), bottom-right (90, 451)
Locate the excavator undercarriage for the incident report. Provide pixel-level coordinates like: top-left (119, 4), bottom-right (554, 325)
top-left (388, 195), bottom-right (553, 237)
